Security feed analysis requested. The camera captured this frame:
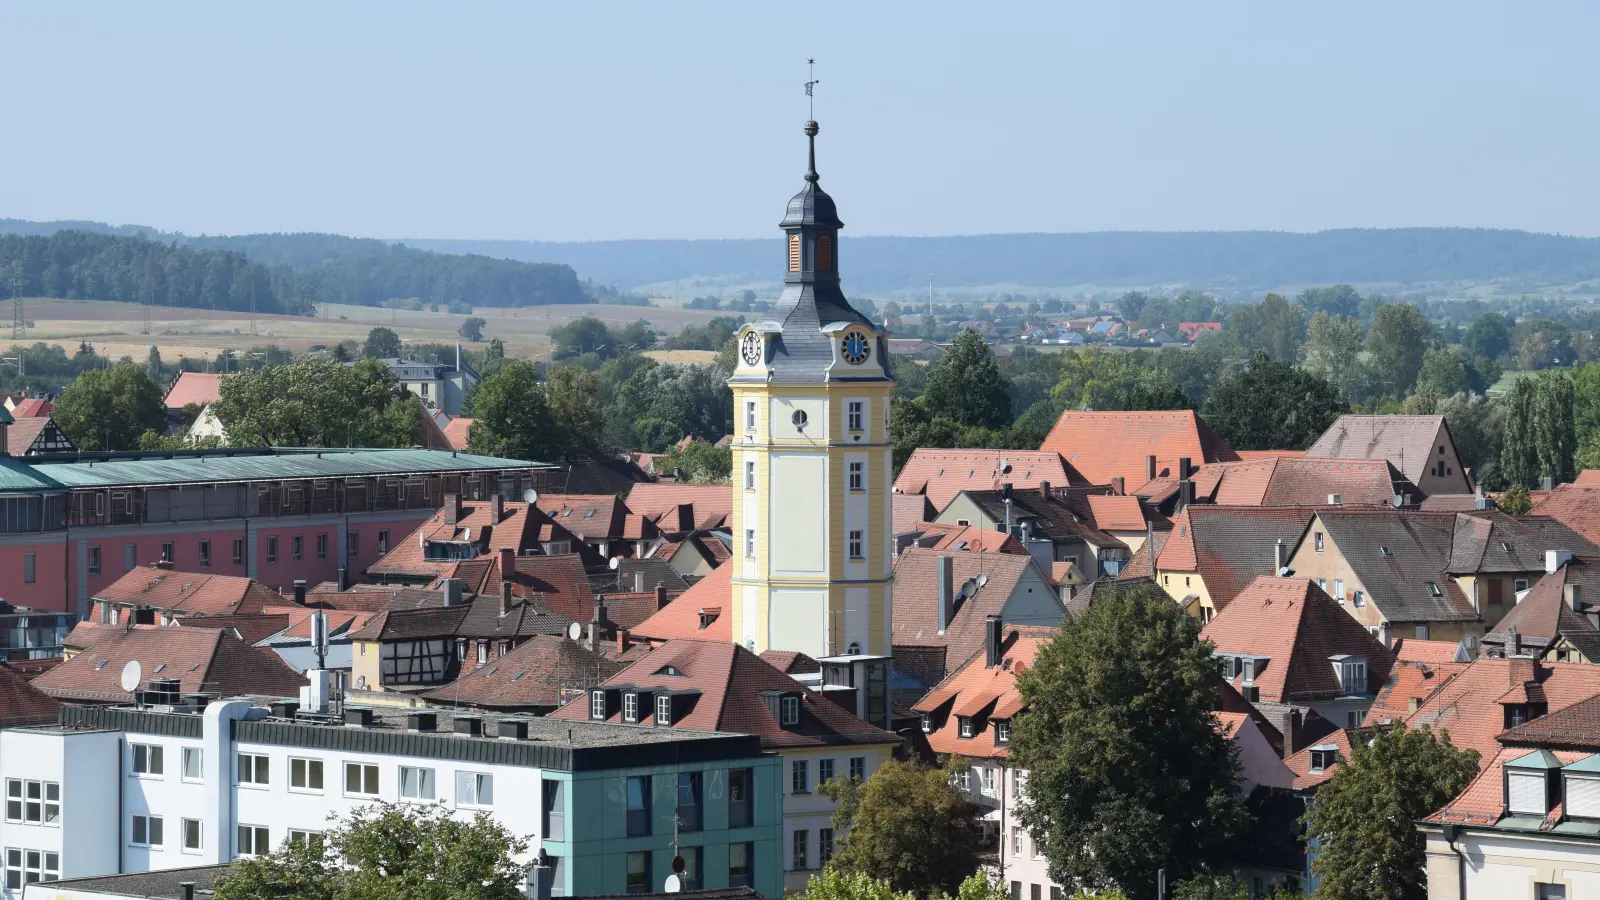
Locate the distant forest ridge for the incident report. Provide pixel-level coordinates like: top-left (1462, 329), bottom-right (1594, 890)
top-left (0, 220), bottom-right (588, 313)
top-left (404, 228), bottom-right (1600, 295)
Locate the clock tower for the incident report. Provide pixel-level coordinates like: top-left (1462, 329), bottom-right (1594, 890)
top-left (728, 119), bottom-right (894, 718)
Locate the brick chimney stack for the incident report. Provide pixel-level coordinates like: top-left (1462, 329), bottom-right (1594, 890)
top-left (444, 493), bottom-right (462, 525)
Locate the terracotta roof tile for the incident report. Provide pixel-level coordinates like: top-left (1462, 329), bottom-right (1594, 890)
top-left (4, 415), bottom-right (72, 456)
top-left (1198, 457), bottom-right (1416, 508)
top-left (35, 627), bottom-right (306, 702)
top-left (1086, 494), bottom-right (1146, 531)
top-left (1483, 559), bottom-right (1600, 659)
top-left (0, 663), bottom-right (59, 727)
top-left (1393, 638), bottom-right (1469, 665)
top-left (536, 494), bottom-right (630, 541)
top-left (631, 564), bottom-right (733, 643)
top-left (422, 634), bottom-right (628, 710)
top-left (1283, 728), bottom-right (1357, 789)
top-left (162, 372), bottom-right (228, 409)
top-left (913, 626), bottom-right (1053, 759)
top-left (1307, 510), bottom-right (1477, 623)
top-left (893, 494), bottom-right (937, 535)
top-left (441, 417), bottom-right (473, 451)
top-left (1531, 484), bottom-right (1600, 546)
top-left (172, 613), bottom-right (293, 646)
top-left (1201, 577), bottom-right (1396, 704)
top-left (1040, 409), bottom-right (1238, 488)
top-left (1366, 658), bottom-right (1466, 725)
top-left (367, 500), bottom-right (563, 579)
top-left (8, 398), bottom-right (50, 418)
top-left (625, 484), bottom-right (732, 531)
top-left (1403, 658), bottom-right (1600, 769)
top-left (892, 450), bottom-right (1073, 511)
top-left (902, 522), bottom-right (1027, 555)
top-left (95, 566), bottom-right (285, 617)
top-left (548, 638), bottom-right (899, 748)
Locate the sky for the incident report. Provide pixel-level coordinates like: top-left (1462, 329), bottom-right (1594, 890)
top-left (1, 2), bottom-right (1598, 242)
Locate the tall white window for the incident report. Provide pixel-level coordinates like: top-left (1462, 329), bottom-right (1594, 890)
top-left (623, 692), bottom-right (639, 723)
top-left (982, 767), bottom-right (996, 796)
top-left (847, 401), bottom-right (863, 432)
top-left (656, 694), bottom-right (673, 725)
top-left (183, 818), bottom-right (203, 852)
top-left (400, 767), bottom-right (436, 801)
top-left (290, 758), bottom-right (324, 792)
top-left (132, 814), bottom-right (164, 848)
top-left (745, 529), bottom-right (756, 559)
top-left (781, 695), bottom-right (801, 725)
top-left (848, 531), bottom-right (864, 559)
top-left (6, 780), bottom-right (59, 825)
top-left (745, 401), bottom-right (758, 431)
top-left (182, 748), bottom-right (202, 781)
top-left (345, 763), bottom-right (379, 797)
top-left (590, 690), bottom-right (606, 719)
top-left (848, 461), bottom-right (864, 491)
top-left (745, 461), bottom-right (756, 490)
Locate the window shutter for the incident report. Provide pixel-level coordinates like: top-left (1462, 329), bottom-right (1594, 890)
top-left (788, 235), bottom-right (801, 271)
top-left (1508, 771), bottom-right (1548, 815)
top-left (817, 234), bottom-right (833, 271)
top-left (1569, 775), bottom-right (1600, 818)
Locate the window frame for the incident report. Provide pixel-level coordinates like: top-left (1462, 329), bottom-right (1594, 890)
top-left (236, 824), bottom-right (270, 858)
top-left (344, 762), bottom-right (380, 798)
top-left (780, 695), bottom-right (800, 725)
top-left (398, 766), bottom-right (436, 802)
top-left (182, 817), bottom-right (203, 854)
top-left (848, 461), bottom-right (864, 491)
top-left (655, 694), bottom-right (673, 725)
top-left (847, 400), bottom-right (864, 432)
top-left (131, 813), bottom-right (164, 848)
top-left (848, 530), bottom-right (864, 559)
top-left (87, 545), bottom-right (101, 575)
top-left (791, 759), bottom-right (810, 794)
top-left (131, 743), bottom-right (165, 778)
top-left (289, 757), bottom-right (324, 793)
top-left (849, 757), bottom-right (865, 781)
top-left (456, 771), bottom-right (495, 809)
top-left (792, 827), bottom-right (809, 871)
top-left (237, 753), bottom-right (270, 788)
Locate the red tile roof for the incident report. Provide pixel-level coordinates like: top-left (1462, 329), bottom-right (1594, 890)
top-left (891, 549), bottom-right (1058, 670)
top-left (482, 554), bottom-right (598, 624)
top-left (1201, 577), bottom-right (1396, 704)
top-left (422, 634), bottom-right (629, 710)
top-left (5, 415), bottom-right (71, 456)
top-left (1283, 728), bottom-right (1357, 790)
top-left (1393, 638), bottom-right (1469, 665)
top-left (893, 494), bottom-right (937, 535)
top-left (1532, 484), bottom-right (1600, 546)
top-left (1304, 415), bottom-right (1453, 485)
top-left (913, 626), bottom-right (1053, 759)
top-left (631, 564), bottom-right (732, 643)
top-left (37, 627), bottom-right (306, 702)
top-left (548, 638), bottom-right (899, 748)
top-left (8, 398), bottom-right (50, 418)
top-left (1196, 457), bottom-right (1415, 507)
top-left (1040, 410), bottom-right (1239, 489)
top-left (366, 500), bottom-right (562, 578)
top-left (442, 417), bottom-right (473, 451)
top-left (1365, 657), bottom-right (1466, 726)
top-left (1403, 658), bottom-right (1600, 772)
top-left (1086, 494), bottom-right (1146, 531)
top-left (1156, 506), bottom-right (1313, 608)
top-left (95, 566), bottom-right (285, 617)
top-left (903, 522), bottom-right (1027, 555)
top-left (893, 450), bottom-right (1073, 511)
top-left (625, 484), bottom-right (733, 531)
top-left (163, 372), bottom-right (228, 410)
top-left (1236, 450), bottom-right (1305, 461)
top-left (0, 663), bottom-right (59, 727)
top-left (1426, 746), bottom-right (1593, 826)
top-left (537, 494), bottom-right (630, 541)
top-left (172, 613), bottom-right (293, 646)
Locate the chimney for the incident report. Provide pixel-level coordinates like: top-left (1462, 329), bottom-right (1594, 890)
top-left (337, 566), bottom-right (348, 591)
top-left (655, 585), bottom-right (669, 610)
top-left (937, 555), bottom-right (955, 634)
top-left (499, 547), bottom-right (515, 581)
top-left (293, 580), bottom-right (307, 606)
top-left (1510, 626), bottom-right (1523, 658)
top-left (1474, 487), bottom-right (1492, 511)
top-left (634, 571), bottom-right (645, 593)
top-left (1147, 455), bottom-right (1158, 481)
top-left (441, 578), bottom-right (463, 607)
top-left (1547, 550), bottom-right (1574, 574)
top-left (98, 601), bottom-right (110, 626)
top-left (984, 614), bottom-right (1003, 668)
top-left (499, 581), bottom-right (513, 616)
top-left (444, 493), bottom-right (462, 525)
top-left (1408, 696), bottom-right (1420, 714)
top-left (180, 884), bottom-right (195, 900)
top-left (1039, 480), bottom-right (1052, 500)
top-left (1274, 539), bottom-right (1288, 575)
top-left (617, 628), bottom-right (631, 654)
top-left (1288, 709), bottom-right (1303, 756)
top-left (1178, 457), bottom-right (1191, 480)
top-left (1566, 583), bottom-right (1581, 611)
top-left (492, 493), bottom-right (505, 523)
top-left (1111, 477), bottom-right (1124, 496)
top-left (1544, 475), bottom-right (1556, 491)
top-left (1509, 656), bottom-right (1537, 690)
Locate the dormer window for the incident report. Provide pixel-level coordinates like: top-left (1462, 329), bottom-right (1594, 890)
top-left (623, 692), bottom-right (639, 723)
top-left (958, 716), bottom-right (973, 739)
top-left (656, 694), bottom-right (673, 726)
top-left (590, 690), bottom-right (606, 721)
top-left (781, 696), bottom-right (800, 726)
top-left (1242, 657), bottom-right (1258, 685)
top-left (1505, 702), bottom-right (1549, 729)
top-left (1308, 746), bottom-right (1338, 773)
top-left (995, 720), bottom-right (1011, 745)
top-left (1221, 656), bottom-right (1237, 679)
top-left (1505, 750), bottom-right (1562, 817)
top-left (1330, 655), bottom-right (1367, 696)
top-left (920, 713), bottom-right (932, 733)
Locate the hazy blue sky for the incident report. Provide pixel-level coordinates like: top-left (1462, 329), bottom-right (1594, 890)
top-left (1, 2), bottom-right (1596, 241)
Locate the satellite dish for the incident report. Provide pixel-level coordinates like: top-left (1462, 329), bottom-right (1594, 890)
top-left (524, 489), bottom-right (540, 506)
top-left (567, 622), bottom-right (583, 641)
top-left (663, 874), bottom-right (682, 894)
top-left (975, 573), bottom-right (989, 588)
top-left (671, 856), bottom-right (686, 874)
top-left (999, 459), bottom-right (1012, 475)
top-left (119, 660), bottom-right (143, 694)
top-left (609, 557), bottom-right (621, 571)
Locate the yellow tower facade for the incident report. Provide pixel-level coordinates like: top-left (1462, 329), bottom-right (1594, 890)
top-left (727, 120), bottom-right (895, 684)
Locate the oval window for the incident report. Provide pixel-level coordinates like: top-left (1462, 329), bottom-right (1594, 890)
top-left (791, 409), bottom-right (809, 430)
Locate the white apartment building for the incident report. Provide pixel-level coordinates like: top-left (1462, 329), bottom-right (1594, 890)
top-left (0, 699), bottom-right (784, 899)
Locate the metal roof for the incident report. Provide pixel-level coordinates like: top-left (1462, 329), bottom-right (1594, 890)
top-left (0, 456), bottom-right (65, 493)
top-left (29, 449), bottom-right (542, 490)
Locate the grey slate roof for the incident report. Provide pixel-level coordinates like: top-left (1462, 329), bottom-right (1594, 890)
top-left (1446, 512), bottom-right (1598, 574)
top-left (1305, 415), bottom-right (1448, 483)
top-left (1483, 559), bottom-right (1600, 661)
top-left (1307, 510), bottom-right (1476, 623)
top-left (32, 448), bottom-right (539, 489)
top-left (44, 864), bottom-right (232, 898)
top-left (590, 558), bottom-right (690, 595)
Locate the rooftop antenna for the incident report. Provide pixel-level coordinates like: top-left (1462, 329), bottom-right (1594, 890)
top-left (805, 58), bottom-right (819, 121)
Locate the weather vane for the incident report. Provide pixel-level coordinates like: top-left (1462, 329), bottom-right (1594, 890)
top-left (805, 58), bottom-right (819, 120)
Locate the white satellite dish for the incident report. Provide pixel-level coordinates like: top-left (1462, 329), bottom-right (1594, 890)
top-left (567, 622), bottom-right (583, 641)
top-left (524, 489), bottom-right (540, 506)
top-left (663, 874), bottom-right (682, 894)
top-left (608, 557), bottom-right (621, 571)
top-left (119, 660), bottom-right (143, 694)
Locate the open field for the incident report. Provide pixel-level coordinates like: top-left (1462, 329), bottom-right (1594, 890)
top-left (3, 298), bottom-right (734, 364)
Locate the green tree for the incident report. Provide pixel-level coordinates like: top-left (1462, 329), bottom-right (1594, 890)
top-left (1414, 348), bottom-right (1471, 398)
top-left (213, 801), bottom-right (530, 900)
top-left (1462, 312), bottom-right (1511, 362)
top-left (1498, 484), bottom-right (1533, 515)
top-left (1296, 284), bottom-right (1362, 319)
top-left (1514, 317), bottom-right (1574, 371)
top-left (1365, 304), bottom-right (1431, 397)
top-left (922, 330), bottom-right (1012, 429)
top-left (363, 326), bottom-right (402, 359)
top-left (655, 441), bottom-right (732, 483)
top-left (545, 365), bottom-right (607, 459)
top-left (52, 361), bottom-right (168, 451)
top-left (1225, 293), bottom-right (1305, 362)
top-left (1011, 582), bottom-right (1244, 898)
top-left (1201, 353), bottom-right (1347, 451)
top-left (468, 359), bottom-right (559, 461)
top-left (1300, 312), bottom-right (1367, 402)
top-left (145, 345), bottom-right (165, 381)
top-left (1117, 291), bottom-right (1149, 323)
top-left (1051, 348), bottom-right (1191, 413)
top-left (820, 758), bottom-right (981, 897)
top-left (1305, 725), bottom-right (1479, 900)
top-left (796, 870), bottom-right (915, 900)
top-left (1500, 372), bottom-right (1576, 489)
top-left (459, 316), bottom-right (487, 342)
top-left (213, 358), bottom-right (418, 448)
top-left (1171, 875), bottom-right (1249, 900)
top-left (1435, 392), bottom-right (1505, 487)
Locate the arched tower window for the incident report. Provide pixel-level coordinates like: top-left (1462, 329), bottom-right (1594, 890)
top-left (816, 234), bottom-right (833, 272)
top-left (788, 234), bottom-right (801, 272)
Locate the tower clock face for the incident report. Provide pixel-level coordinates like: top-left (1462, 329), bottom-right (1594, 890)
top-left (841, 331), bottom-right (871, 365)
top-left (740, 332), bottom-right (764, 366)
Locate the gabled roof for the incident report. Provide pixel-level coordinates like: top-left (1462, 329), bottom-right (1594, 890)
top-left (956, 486), bottom-right (1133, 549)
top-left (1157, 506), bottom-right (1313, 609)
top-left (1498, 691), bottom-right (1600, 750)
top-left (34, 627), bottom-right (306, 702)
top-left (93, 566), bottom-right (285, 617)
top-left (631, 564), bottom-right (733, 643)
top-left (0, 663), bottom-right (59, 727)
top-left (1425, 745), bottom-right (1593, 826)
top-left (1086, 494), bottom-right (1146, 531)
top-left (891, 549), bottom-right (1060, 667)
top-left (1303, 510), bottom-right (1477, 623)
top-left (348, 604), bottom-right (471, 642)
top-left (1040, 409), bottom-right (1239, 489)
top-left (1483, 559), bottom-right (1600, 660)
top-left (1447, 512), bottom-right (1598, 574)
top-left (1403, 658), bottom-right (1600, 768)
top-left (1195, 457), bottom-right (1416, 508)
top-left (548, 638), bottom-right (899, 748)
top-left (366, 500), bottom-right (555, 578)
top-left (893, 494), bottom-right (936, 535)
top-left (900, 522), bottom-right (1027, 555)
top-left (892, 449), bottom-right (1073, 511)
top-left (625, 483), bottom-right (733, 532)
top-left (913, 625), bottom-right (1054, 759)
top-left (172, 613), bottom-right (294, 646)
top-left (1201, 577), bottom-right (1396, 704)
top-left (1304, 415), bottom-right (1449, 483)
top-left (1366, 656), bottom-right (1467, 726)
top-left (441, 417), bottom-right (473, 451)
top-left (421, 634), bottom-right (628, 710)
top-left (5, 415), bottom-right (74, 457)
top-left (1283, 728), bottom-right (1357, 790)
top-left (590, 558), bottom-right (690, 596)
top-left (536, 494), bottom-right (630, 540)
top-left (1531, 484), bottom-right (1600, 546)
top-left (8, 398), bottom-right (50, 418)
top-left (484, 553), bottom-right (598, 625)
top-left (162, 372), bottom-right (228, 410)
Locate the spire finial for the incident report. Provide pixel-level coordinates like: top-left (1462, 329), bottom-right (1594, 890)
top-left (804, 59), bottom-right (820, 182)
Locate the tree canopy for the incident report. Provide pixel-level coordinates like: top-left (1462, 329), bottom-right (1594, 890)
top-left (921, 330), bottom-right (1012, 429)
top-left (1010, 582), bottom-right (1244, 897)
top-left (1201, 353), bottom-right (1347, 451)
top-left (819, 758), bottom-right (982, 897)
top-left (52, 361), bottom-right (168, 451)
top-left (1304, 725), bottom-right (1479, 900)
top-left (363, 327), bottom-right (402, 359)
top-left (459, 316), bottom-right (486, 342)
top-left (213, 358), bottom-right (418, 448)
